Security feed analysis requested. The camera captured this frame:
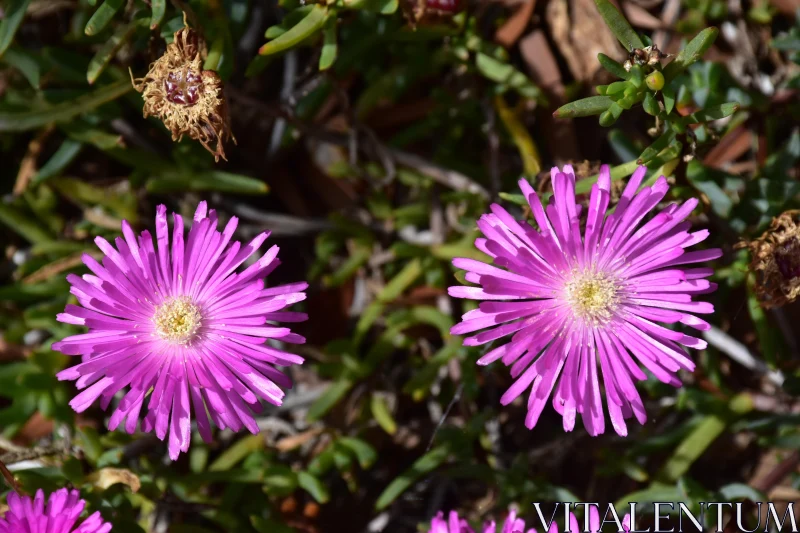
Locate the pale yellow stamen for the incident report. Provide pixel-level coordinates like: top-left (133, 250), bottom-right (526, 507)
top-left (153, 296), bottom-right (202, 344)
top-left (564, 271), bottom-right (620, 325)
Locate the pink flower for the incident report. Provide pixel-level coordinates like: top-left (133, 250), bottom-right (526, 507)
top-left (0, 489), bottom-right (111, 533)
top-left (54, 202), bottom-right (307, 459)
top-left (449, 165), bottom-right (720, 436)
top-left (428, 508), bottom-right (534, 533)
top-left (428, 508), bottom-right (631, 533)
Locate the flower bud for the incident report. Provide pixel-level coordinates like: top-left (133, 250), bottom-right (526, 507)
top-left (646, 71), bottom-right (665, 91)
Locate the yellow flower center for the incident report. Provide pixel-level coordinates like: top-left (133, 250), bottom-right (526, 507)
top-left (153, 296), bottom-right (202, 344)
top-left (564, 271), bottom-right (620, 325)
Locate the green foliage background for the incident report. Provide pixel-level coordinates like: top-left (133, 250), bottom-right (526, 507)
top-left (0, 0), bottom-right (799, 531)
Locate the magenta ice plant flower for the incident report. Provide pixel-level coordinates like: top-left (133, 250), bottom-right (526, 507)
top-left (428, 508), bottom-right (631, 533)
top-left (0, 488), bottom-right (111, 533)
top-left (53, 202), bottom-right (307, 459)
top-left (428, 508), bottom-right (534, 533)
top-left (448, 165), bottom-right (720, 436)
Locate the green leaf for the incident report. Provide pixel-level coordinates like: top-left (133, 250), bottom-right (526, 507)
top-left (203, 34), bottom-right (226, 73)
top-left (259, 5), bottom-right (328, 56)
top-left (655, 414), bottom-right (726, 484)
top-left (553, 96), bottom-right (614, 118)
top-left (629, 65), bottom-right (644, 88)
top-left (662, 82), bottom-right (676, 114)
top-left (0, 0), bottom-right (32, 58)
top-left (679, 102), bottom-right (740, 125)
top-left (614, 486), bottom-right (682, 511)
top-left (747, 275), bottom-right (780, 366)
top-left (339, 0), bottom-right (398, 12)
top-left (181, 468), bottom-right (265, 484)
top-left (297, 471), bottom-right (331, 504)
top-left (638, 129), bottom-right (677, 165)
top-left (319, 17), bottom-right (338, 71)
top-left (642, 92), bottom-right (660, 116)
top-left (34, 140), bottom-right (83, 183)
top-left (150, 0), bottom-right (166, 29)
top-left (433, 236), bottom-right (492, 263)
top-left (380, 258), bottom-right (423, 302)
top-left (375, 445), bottom-right (450, 510)
top-left (265, 7), bottom-right (315, 39)
top-left (403, 341), bottom-right (460, 401)
top-left (594, 0), bottom-right (644, 51)
top-left (250, 517), bottom-right (295, 533)
top-left (352, 258), bottom-right (424, 343)
top-left (77, 427), bottom-right (104, 464)
top-left (771, 34), bottom-right (800, 52)
top-left (323, 244), bottom-right (370, 288)
top-left (2, 46), bottom-right (41, 88)
top-left (494, 94), bottom-right (540, 175)
top-left (61, 122), bottom-right (123, 150)
top-left (337, 437), bottom-right (377, 469)
top-left (245, 54), bottom-right (276, 77)
top-left (663, 27), bottom-right (719, 81)
top-left (370, 394), bottom-right (397, 435)
top-left (475, 53), bottom-right (543, 102)
top-left (655, 393), bottom-right (752, 484)
top-left (306, 379), bottom-right (353, 422)
top-left (0, 203), bottom-right (55, 244)
top-left (353, 301), bottom-right (384, 346)
top-left (0, 80), bottom-right (132, 132)
top-left (87, 19), bottom-right (145, 84)
top-left (718, 483), bottom-right (766, 502)
top-left (49, 177), bottom-right (136, 222)
top-left (498, 192), bottom-right (526, 206)
top-left (84, 0), bottom-right (125, 36)
top-left (209, 435), bottom-right (265, 471)
top-left (574, 159), bottom-right (640, 195)
top-left (146, 170), bottom-right (268, 194)
top-left (597, 53), bottom-right (630, 80)
top-left (685, 160), bottom-right (735, 218)
top-left (608, 129), bottom-right (639, 162)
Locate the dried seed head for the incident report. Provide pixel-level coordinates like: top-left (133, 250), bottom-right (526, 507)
top-left (402, 0), bottom-right (460, 27)
top-left (131, 26), bottom-right (235, 162)
top-left (744, 210), bottom-right (800, 308)
top-left (645, 44), bottom-right (667, 65)
top-left (630, 47), bottom-right (648, 66)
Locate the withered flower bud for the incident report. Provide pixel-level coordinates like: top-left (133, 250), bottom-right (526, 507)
top-left (645, 44), bottom-right (667, 66)
top-left (402, 0), bottom-right (461, 27)
top-left (743, 210), bottom-right (800, 308)
top-left (131, 26), bottom-right (235, 162)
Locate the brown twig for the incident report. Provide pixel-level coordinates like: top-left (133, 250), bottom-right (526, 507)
top-left (13, 125), bottom-right (54, 195)
top-left (752, 451), bottom-right (800, 494)
top-left (0, 459), bottom-right (22, 494)
top-left (0, 444), bottom-right (68, 465)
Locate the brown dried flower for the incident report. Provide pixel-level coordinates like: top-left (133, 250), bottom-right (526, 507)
top-left (131, 25), bottom-right (235, 161)
top-left (742, 210), bottom-right (800, 308)
top-left (402, 0), bottom-right (461, 27)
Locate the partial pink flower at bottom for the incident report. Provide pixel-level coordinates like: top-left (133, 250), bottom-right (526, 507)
top-left (0, 489), bottom-right (111, 533)
top-left (53, 202), bottom-right (307, 459)
top-left (428, 508), bottom-right (632, 533)
top-left (448, 165), bottom-right (720, 436)
top-left (428, 508), bottom-right (535, 533)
